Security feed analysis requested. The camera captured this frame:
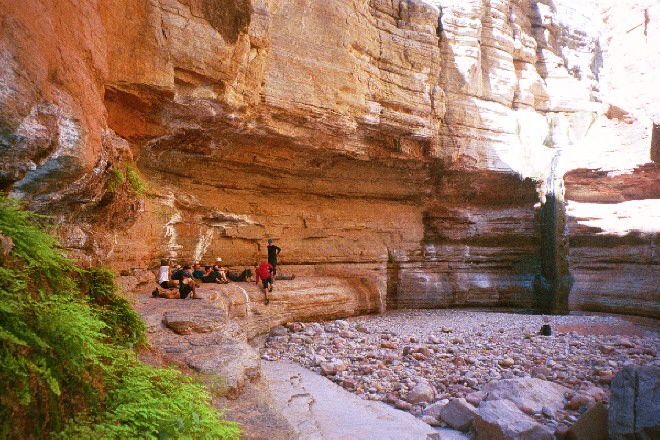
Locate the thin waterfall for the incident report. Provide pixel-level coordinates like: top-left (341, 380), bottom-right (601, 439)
top-left (535, 150), bottom-right (573, 314)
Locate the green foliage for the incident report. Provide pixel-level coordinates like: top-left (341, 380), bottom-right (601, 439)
top-left (78, 267), bottom-right (147, 348)
top-left (107, 167), bottom-right (125, 194)
top-left (60, 356), bottom-right (240, 439)
top-left (125, 165), bottom-right (148, 197)
top-left (387, 249), bottom-right (397, 264)
top-left (106, 164), bottom-right (148, 198)
top-left (0, 196), bottom-right (106, 436)
top-left (0, 194), bottom-right (239, 439)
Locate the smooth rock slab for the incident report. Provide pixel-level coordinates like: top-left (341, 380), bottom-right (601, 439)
top-left (473, 399), bottom-right (552, 440)
top-left (185, 340), bottom-right (260, 397)
top-left (481, 377), bottom-right (571, 413)
top-left (163, 308), bottom-right (227, 335)
top-left (262, 360), bottom-right (439, 440)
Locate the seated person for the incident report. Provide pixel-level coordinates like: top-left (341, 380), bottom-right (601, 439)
top-left (212, 257), bottom-right (229, 283)
top-left (192, 261), bottom-right (205, 285)
top-left (200, 266), bottom-right (226, 284)
top-left (227, 268), bottom-right (253, 282)
top-left (157, 259), bottom-right (179, 288)
top-left (171, 264), bottom-right (183, 282)
top-left (178, 265), bottom-right (196, 299)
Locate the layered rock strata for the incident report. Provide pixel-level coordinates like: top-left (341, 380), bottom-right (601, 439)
top-left (564, 165), bottom-right (659, 318)
top-left (0, 0), bottom-right (657, 315)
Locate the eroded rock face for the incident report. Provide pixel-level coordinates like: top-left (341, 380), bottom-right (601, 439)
top-left (608, 365), bottom-right (660, 439)
top-left (0, 0), bottom-right (657, 315)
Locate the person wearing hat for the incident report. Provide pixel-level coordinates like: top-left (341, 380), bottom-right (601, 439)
top-left (266, 239), bottom-right (281, 279)
top-left (212, 257), bottom-right (229, 283)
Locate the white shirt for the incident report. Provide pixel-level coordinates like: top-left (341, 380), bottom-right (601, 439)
top-left (158, 266), bottom-right (170, 284)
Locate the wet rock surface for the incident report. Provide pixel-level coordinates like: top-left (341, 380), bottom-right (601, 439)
top-left (262, 310), bottom-right (660, 435)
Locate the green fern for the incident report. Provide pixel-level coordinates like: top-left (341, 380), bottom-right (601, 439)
top-left (77, 267), bottom-right (147, 348)
top-left (0, 194), bottom-right (239, 439)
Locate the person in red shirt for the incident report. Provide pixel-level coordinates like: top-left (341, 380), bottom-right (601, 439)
top-left (255, 261), bottom-right (274, 305)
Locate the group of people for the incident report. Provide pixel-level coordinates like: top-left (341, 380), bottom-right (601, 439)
top-left (157, 257), bottom-right (229, 299)
top-left (155, 239), bottom-right (283, 302)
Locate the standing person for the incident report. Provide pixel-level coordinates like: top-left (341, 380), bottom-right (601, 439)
top-left (255, 261), bottom-right (274, 305)
top-left (266, 239), bottom-right (281, 279)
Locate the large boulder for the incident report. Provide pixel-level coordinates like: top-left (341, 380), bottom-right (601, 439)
top-left (438, 398), bottom-right (477, 431)
top-left (609, 366), bottom-right (660, 439)
top-left (481, 377), bottom-right (570, 413)
top-left (567, 402), bottom-right (609, 440)
top-left (473, 399), bottom-right (552, 440)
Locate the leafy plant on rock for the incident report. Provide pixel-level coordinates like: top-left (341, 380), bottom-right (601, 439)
top-left (125, 164), bottom-right (148, 197)
top-left (0, 194), bottom-right (239, 439)
top-left (107, 167), bottom-right (125, 194)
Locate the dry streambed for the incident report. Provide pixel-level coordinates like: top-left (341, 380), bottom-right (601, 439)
top-left (261, 310), bottom-right (659, 434)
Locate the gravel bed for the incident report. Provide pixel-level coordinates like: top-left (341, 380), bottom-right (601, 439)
top-left (261, 310), bottom-right (659, 431)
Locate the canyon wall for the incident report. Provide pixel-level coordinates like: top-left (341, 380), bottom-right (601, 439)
top-left (0, 0), bottom-right (657, 316)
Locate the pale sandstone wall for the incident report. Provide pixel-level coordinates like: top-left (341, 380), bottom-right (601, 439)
top-left (0, 0), bottom-right (657, 315)
top-left (561, 1), bottom-right (660, 318)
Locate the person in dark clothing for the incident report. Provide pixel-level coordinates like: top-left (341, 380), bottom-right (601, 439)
top-left (171, 265), bottom-right (183, 283)
top-left (192, 261), bottom-right (205, 281)
top-left (202, 265), bottom-right (227, 284)
top-left (226, 268), bottom-right (253, 282)
top-left (255, 261), bottom-right (274, 305)
top-left (178, 265), bottom-right (196, 299)
top-left (267, 239), bottom-right (281, 278)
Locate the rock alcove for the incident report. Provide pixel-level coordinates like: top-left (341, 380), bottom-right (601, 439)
top-left (2, 0), bottom-right (656, 317)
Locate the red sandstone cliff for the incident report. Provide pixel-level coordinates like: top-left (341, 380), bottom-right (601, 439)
top-left (0, 0), bottom-right (657, 316)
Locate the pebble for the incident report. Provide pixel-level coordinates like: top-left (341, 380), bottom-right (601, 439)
top-left (422, 415), bottom-right (441, 426)
top-left (261, 310), bottom-right (659, 430)
top-left (542, 405), bottom-right (555, 419)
